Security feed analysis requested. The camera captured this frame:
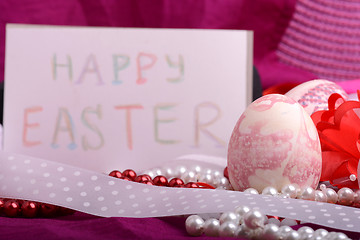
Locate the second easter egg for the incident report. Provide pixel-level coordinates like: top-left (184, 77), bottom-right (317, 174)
top-left (227, 94), bottom-right (322, 192)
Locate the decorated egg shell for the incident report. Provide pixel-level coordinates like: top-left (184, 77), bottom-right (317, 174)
top-left (227, 94), bottom-right (321, 192)
top-left (285, 79), bottom-right (348, 115)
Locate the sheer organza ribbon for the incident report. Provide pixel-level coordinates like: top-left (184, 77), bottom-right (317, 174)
top-left (311, 92), bottom-right (360, 189)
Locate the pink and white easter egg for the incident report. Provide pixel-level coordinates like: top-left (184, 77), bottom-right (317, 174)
top-left (227, 94), bottom-right (322, 192)
top-left (285, 79), bottom-right (348, 115)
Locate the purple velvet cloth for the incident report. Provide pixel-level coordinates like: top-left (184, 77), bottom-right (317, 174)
top-left (0, 212), bottom-right (359, 240)
top-left (0, 212), bottom-right (235, 240)
top-left (0, 1), bottom-right (359, 239)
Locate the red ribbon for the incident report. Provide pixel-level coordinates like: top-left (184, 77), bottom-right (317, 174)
top-left (311, 91), bottom-right (360, 189)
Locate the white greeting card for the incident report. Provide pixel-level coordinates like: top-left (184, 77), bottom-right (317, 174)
top-left (4, 24), bottom-right (253, 173)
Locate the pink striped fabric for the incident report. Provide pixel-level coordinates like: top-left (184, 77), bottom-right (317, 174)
top-left (277, 0), bottom-right (360, 81)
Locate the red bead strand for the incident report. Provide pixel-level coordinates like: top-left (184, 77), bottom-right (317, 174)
top-left (108, 169), bottom-right (215, 189)
top-left (21, 201), bottom-right (39, 218)
top-left (134, 174), bottom-right (152, 183)
top-left (153, 175), bottom-right (168, 186)
top-left (0, 198), bottom-right (74, 218)
top-left (40, 203), bottom-right (59, 218)
top-left (0, 167), bottom-right (217, 219)
top-left (122, 169), bottom-right (137, 181)
top-left (168, 178), bottom-right (185, 187)
top-left (184, 182), bottom-right (200, 188)
top-left (4, 200), bottom-right (21, 217)
top-left (196, 182), bottom-right (216, 189)
top-left (109, 170), bottom-right (123, 178)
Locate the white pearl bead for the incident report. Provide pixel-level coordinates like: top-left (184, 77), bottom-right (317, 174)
top-left (280, 218), bottom-right (298, 226)
top-left (235, 205), bottom-right (251, 218)
top-left (349, 174), bottom-right (356, 181)
top-left (235, 224), bottom-right (252, 238)
top-left (337, 187), bottom-right (355, 206)
top-left (163, 167), bottom-right (174, 178)
top-left (244, 188), bottom-right (259, 194)
top-left (325, 231), bottom-right (349, 240)
top-left (204, 168), bottom-right (213, 175)
top-left (323, 231), bottom-right (337, 240)
top-left (251, 228), bottom-right (264, 240)
top-left (211, 176), bottom-right (221, 186)
top-left (212, 170), bottom-right (221, 178)
top-left (333, 232), bottom-right (350, 240)
top-left (297, 226), bottom-right (314, 239)
top-left (185, 215), bottom-right (204, 236)
top-left (313, 228), bottom-right (328, 238)
top-left (299, 187), bottom-right (315, 201)
top-left (199, 174), bottom-right (213, 185)
top-left (286, 230), bottom-right (300, 240)
top-left (353, 190), bottom-right (360, 207)
top-left (203, 218), bottom-right (220, 237)
top-left (218, 177), bottom-right (231, 188)
top-left (297, 226), bottom-right (314, 234)
top-left (319, 183), bottom-right (327, 191)
top-left (181, 171), bottom-right (197, 183)
top-left (324, 188), bottom-right (338, 204)
top-left (174, 165), bottom-right (187, 178)
top-left (191, 165), bottom-right (202, 174)
top-left (315, 190), bottom-right (327, 202)
top-left (262, 186), bottom-right (278, 196)
top-left (261, 224), bottom-right (279, 240)
top-left (219, 211), bottom-right (240, 225)
top-left (218, 221), bottom-right (237, 237)
top-left (143, 170), bottom-right (155, 179)
top-left (277, 193), bottom-right (291, 198)
top-left (281, 184), bottom-right (298, 198)
top-left (267, 217), bottom-right (281, 226)
top-left (278, 225), bottom-right (293, 239)
top-left (153, 168), bottom-right (163, 176)
top-left (243, 209), bottom-right (266, 229)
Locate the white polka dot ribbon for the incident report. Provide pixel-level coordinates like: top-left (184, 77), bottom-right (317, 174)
top-left (0, 152), bottom-right (359, 233)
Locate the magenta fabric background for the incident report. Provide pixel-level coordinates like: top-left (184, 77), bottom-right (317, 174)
top-left (0, 0), bottom-right (319, 90)
top-left (0, 1), bottom-right (359, 239)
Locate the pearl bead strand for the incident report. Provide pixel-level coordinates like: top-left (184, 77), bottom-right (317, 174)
top-left (142, 163), bottom-right (358, 239)
top-left (142, 164), bottom-right (360, 208)
top-left (253, 184), bottom-right (360, 208)
top-left (142, 165), bottom-right (233, 190)
top-left (185, 206), bottom-right (351, 239)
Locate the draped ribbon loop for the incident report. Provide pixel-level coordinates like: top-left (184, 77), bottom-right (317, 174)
top-left (311, 91), bottom-right (360, 189)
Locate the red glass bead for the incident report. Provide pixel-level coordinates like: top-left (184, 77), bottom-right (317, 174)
top-left (142, 180), bottom-right (155, 185)
top-left (109, 170), bottom-right (123, 178)
top-left (40, 203), bottom-right (59, 217)
top-left (174, 185), bottom-right (186, 188)
top-left (122, 169), bottom-right (137, 181)
top-left (185, 182), bottom-right (200, 188)
top-left (134, 174), bottom-right (152, 183)
top-left (120, 176), bottom-right (131, 181)
top-left (58, 207), bottom-right (76, 216)
top-left (168, 178), bottom-right (184, 187)
top-left (4, 200), bottom-right (21, 217)
top-left (223, 167), bottom-right (229, 179)
top-left (21, 201), bottom-right (39, 218)
top-left (153, 175), bottom-right (168, 186)
top-left (0, 198), bottom-right (5, 215)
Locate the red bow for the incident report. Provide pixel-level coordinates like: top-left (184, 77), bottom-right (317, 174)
top-left (311, 92), bottom-right (360, 189)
